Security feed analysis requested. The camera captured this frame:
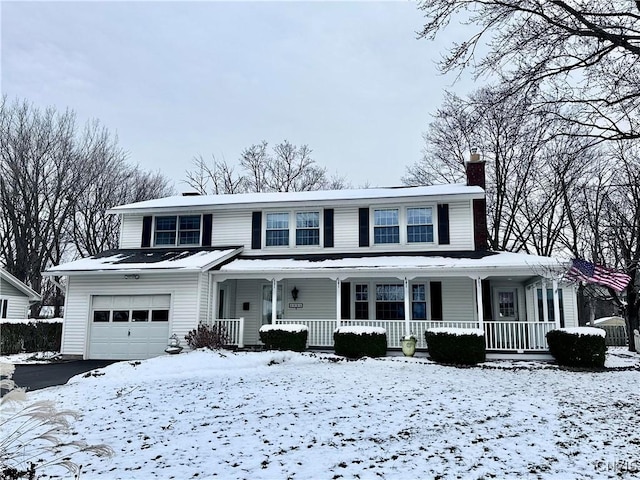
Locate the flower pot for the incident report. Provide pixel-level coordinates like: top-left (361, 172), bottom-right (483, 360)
top-left (401, 337), bottom-right (417, 357)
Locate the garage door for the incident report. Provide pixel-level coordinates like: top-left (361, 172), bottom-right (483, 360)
top-left (89, 295), bottom-right (171, 360)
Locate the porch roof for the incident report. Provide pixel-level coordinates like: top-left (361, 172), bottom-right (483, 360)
top-left (43, 247), bottom-right (243, 276)
top-left (215, 250), bottom-right (568, 279)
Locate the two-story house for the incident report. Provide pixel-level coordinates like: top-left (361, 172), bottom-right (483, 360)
top-left (45, 155), bottom-right (578, 360)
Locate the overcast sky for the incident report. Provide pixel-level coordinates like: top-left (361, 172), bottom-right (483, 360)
top-left (1, 1), bottom-right (477, 191)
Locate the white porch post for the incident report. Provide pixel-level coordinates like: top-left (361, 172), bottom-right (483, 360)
top-left (541, 279), bottom-right (549, 322)
top-left (552, 279), bottom-right (561, 329)
top-left (475, 277), bottom-right (484, 329)
top-left (211, 278), bottom-right (218, 324)
top-left (336, 278), bottom-right (342, 329)
top-left (271, 278), bottom-right (277, 325)
top-left (403, 277), bottom-right (411, 336)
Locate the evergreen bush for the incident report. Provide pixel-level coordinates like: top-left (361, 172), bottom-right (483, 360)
top-left (333, 327), bottom-right (386, 358)
top-left (425, 328), bottom-right (486, 365)
top-left (546, 328), bottom-right (606, 368)
top-left (0, 322), bottom-right (62, 355)
top-left (259, 325), bottom-right (308, 352)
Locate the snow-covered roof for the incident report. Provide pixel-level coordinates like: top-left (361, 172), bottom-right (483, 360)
top-left (44, 247), bottom-right (243, 276)
top-left (0, 268), bottom-right (41, 302)
top-left (216, 251), bottom-right (568, 278)
top-left (107, 185), bottom-right (485, 214)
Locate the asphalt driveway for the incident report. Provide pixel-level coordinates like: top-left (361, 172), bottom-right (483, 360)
top-left (10, 360), bottom-right (116, 392)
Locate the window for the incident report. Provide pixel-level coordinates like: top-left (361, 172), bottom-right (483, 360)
top-left (266, 213), bottom-right (289, 246)
top-left (1, 299), bottom-right (7, 319)
top-left (132, 310), bottom-right (149, 322)
top-left (374, 209), bottom-right (399, 244)
top-left (93, 308), bottom-right (169, 322)
top-left (407, 207), bottom-right (434, 243)
top-left (154, 215), bottom-right (201, 246)
top-left (113, 310), bottom-right (130, 322)
top-left (537, 288), bottom-right (564, 325)
top-left (375, 284), bottom-right (404, 320)
top-left (412, 284), bottom-right (427, 320)
top-left (151, 310), bottom-right (169, 322)
top-left (93, 311), bottom-right (110, 322)
top-left (496, 290), bottom-right (517, 319)
top-left (355, 284), bottom-right (369, 319)
top-left (296, 212), bottom-right (320, 246)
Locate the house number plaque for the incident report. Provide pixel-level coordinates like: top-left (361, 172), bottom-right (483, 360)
top-left (289, 302), bottom-right (303, 309)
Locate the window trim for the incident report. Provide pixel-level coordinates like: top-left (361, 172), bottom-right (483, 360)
top-left (406, 207), bottom-right (435, 244)
top-left (153, 214), bottom-right (203, 247)
top-left (262, 209), bottom-right (324, 249)
top-left (370, 204), bottom-right (438, 246)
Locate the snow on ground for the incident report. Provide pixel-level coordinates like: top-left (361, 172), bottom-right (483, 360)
top-left (8, 349), bottom-right (640, 479)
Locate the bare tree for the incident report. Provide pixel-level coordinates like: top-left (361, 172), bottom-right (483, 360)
top-left (0, 97), bottom-right (173, 316)
top-left (403, 86), bottom-right (586, 255)
top-left (417, 0), bottom-right (640, 142)
top-left (185, 140), bottom-right (350, 194)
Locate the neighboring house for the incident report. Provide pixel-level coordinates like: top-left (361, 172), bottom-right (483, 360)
top-left (0, 268), bottom-right (42, 320)
top-left (45, 155), bottom-right (578, 360)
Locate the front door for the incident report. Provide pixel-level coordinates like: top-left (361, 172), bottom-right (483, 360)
top-left (261, 284), bottom-right (283, 325)
top-left (495, 288), bottom-right (518, 321)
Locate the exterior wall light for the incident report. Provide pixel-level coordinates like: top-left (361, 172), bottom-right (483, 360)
top-left (291, 286), bottom-right (299, 301)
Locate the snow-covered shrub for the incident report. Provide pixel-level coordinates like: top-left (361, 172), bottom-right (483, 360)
top-left (0, 322), bottom-right (62, 355)
top-left (0, 363), bottom-right (113, 478)
top-left (184, 323), bottom-right (229, 350)
top-left (259, 324), bottom-right (308, 352)
top-left (425, 328), bottom-right (486, 365)
top-left (546, 328), bottom-right (606, 368)
top-left (333, 326), bottom-right (387, 358)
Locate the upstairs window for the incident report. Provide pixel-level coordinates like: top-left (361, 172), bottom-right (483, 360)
top-left (296, 212), bottom-right (320, 246)
top-left (407, 207), bottom-right (434, 243)
top-left (266, 213), bottom-right (289, 246)
top-left (154, 215), bottom-right (201, 246)
top-left (374, 209), bottom-right (399, 244)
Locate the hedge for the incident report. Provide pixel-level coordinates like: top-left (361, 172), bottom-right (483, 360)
top-left (259, 325), bottom-right (308, 352)
top-left (0, 322), bottom-right (63, 355)
top-left (333, 326), bottom-right (386, 358)
top-left (546, 328), bottom-right (606, 368)
top-left (425, 328), bottom-right (486, 365)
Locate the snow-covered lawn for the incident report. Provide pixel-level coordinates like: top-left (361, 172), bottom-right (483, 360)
top-left (7, 349), bottom-right (640, 479)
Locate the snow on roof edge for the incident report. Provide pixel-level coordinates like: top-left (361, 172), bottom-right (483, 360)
top-left (107, 185), bottom-right (484, 214)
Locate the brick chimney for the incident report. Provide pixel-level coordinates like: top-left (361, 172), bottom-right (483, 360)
top-left (466, 149), bottom-right (488, 251)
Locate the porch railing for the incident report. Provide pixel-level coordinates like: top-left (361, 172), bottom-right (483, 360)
top-left (213, 317), bottom-right (245, 348)
top-left (276, 319), bottom-right (556, 352)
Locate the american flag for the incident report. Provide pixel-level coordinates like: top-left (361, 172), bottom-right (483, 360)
top-left (567, 259), bottom-right (632, 293)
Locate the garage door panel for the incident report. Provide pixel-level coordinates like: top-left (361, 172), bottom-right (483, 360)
top-left (89, 295), bottom-right (170, 360)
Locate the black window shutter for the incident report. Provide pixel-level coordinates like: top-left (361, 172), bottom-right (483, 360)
top-left (324, 209), bottom-right (334, 248)
top-left (251, 212), bottom-right (262, 249)
top-left (481, 279), bottom-right (492, 320)
top-left (430, 281), bottom-right (443, 320)
top-left (141, 216), bottom-right (153, 248)
top-left (437, 204), bottom-right (450, 245)
top-left (358, 208), bottom-right (369, 247)
top-left (202, 214), bottom-right (213, 246)
top-left (341, 282), bottom-right (351, 320)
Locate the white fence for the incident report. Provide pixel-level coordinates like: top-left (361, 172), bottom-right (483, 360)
top-left (276, 319), bottom-right (552, 351)
top-left (219, 318), bottom-right (558, 352)
top-left (212, 318), bottom-right (245, 348)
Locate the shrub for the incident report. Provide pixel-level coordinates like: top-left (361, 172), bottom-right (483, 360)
top-left (425, 328), bottom-right (486, 365)
top-left (0, 322), bottom-right (63, 355)
top-left (184, 323), bottom-right (229, 350)
top-left (333, 326), bottom-right (386, 358)
top-left (546, 328), bottom-right (606, 368)
top-left (259, 325), bottom-right (308, 352)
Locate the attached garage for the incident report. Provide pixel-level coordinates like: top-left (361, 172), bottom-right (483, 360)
top-left (89, 294), bottom-right (171, 360)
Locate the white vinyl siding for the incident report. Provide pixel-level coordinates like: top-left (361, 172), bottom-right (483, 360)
top-left (448, 201), bottom-right (475, 250)
top-left (440, 277), bottom-right (476, 322)
top-left (119, 214), bottom-right (144, 249)
top-left (0, 278), bottom-right (31, 319)
top-left (211, 211), bottom-right (253, 249)
top-left (333, 207), bottom-right (359, 249)
top-left (61, 273), bottom-right (202, 358)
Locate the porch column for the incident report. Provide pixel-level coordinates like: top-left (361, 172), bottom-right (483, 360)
top-left (552, 279), bottom-right (561, 329)
top-left (211, 277), bottom-right (218, 324)
top-left (271, 278), bottom-right (278, 325)
top-left (335, 278), bottom-right (342, 329)
top-left (541, 279), bottom-right (549, 322)
top-left (475, 277), bottom-right (484, 329)
top-left (403, 277), bottom-right (411, 336)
